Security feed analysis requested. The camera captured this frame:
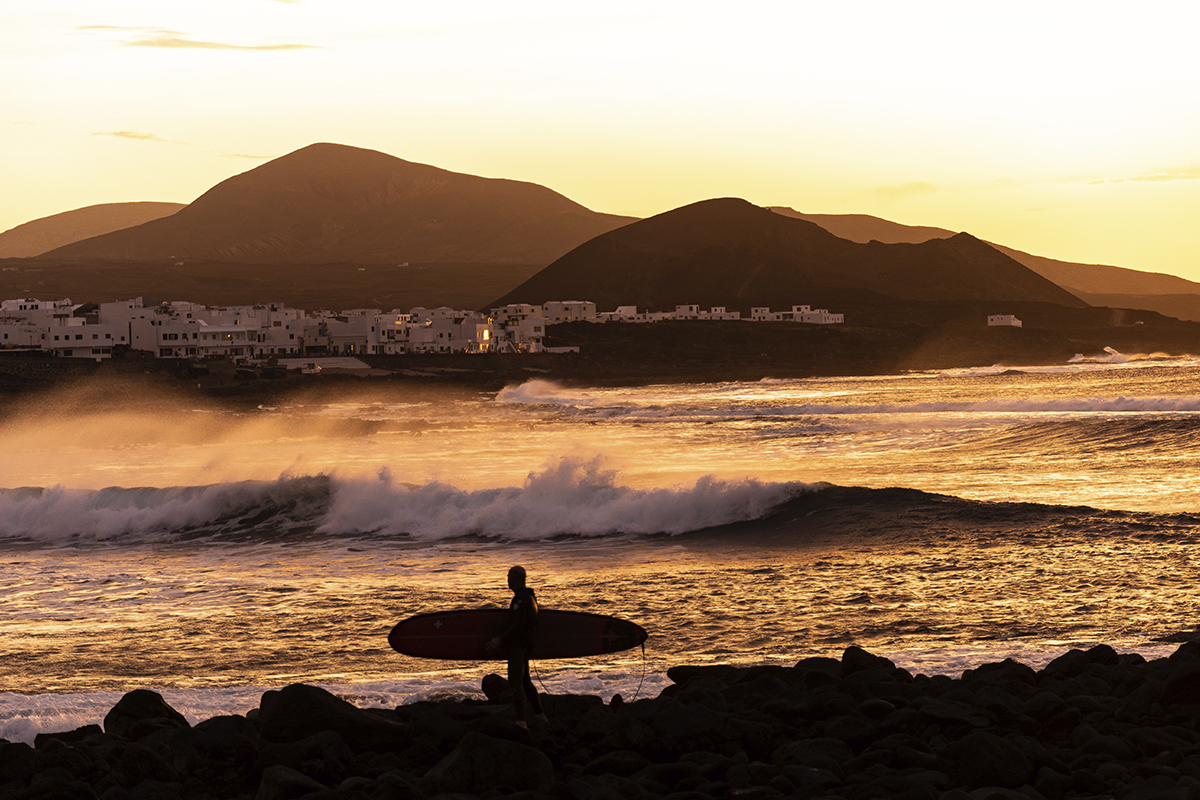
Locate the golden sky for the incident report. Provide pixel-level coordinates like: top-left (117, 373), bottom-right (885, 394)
top-left (3, 1), bottom-right (1198, 279)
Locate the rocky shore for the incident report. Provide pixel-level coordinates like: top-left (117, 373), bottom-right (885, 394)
top-left (6, 644), bottom-right (1200, 800)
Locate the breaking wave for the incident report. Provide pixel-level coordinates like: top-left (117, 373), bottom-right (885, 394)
top-left (0, 458), bottom-right (812, 545)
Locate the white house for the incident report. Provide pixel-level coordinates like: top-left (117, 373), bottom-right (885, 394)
top-left (700, 306), bottom-right (741, 321)
top-left (988, 314), bottom-right (1022, 328)
top-left (542, 301), bottom-right (597, 324)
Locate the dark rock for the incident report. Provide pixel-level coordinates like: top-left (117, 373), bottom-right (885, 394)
top-left (667, 664), bottom-right (739, 688)
top-left (0, 741), bottom-right (40, 783)
top-left (824, 714), bottom-right (880, 750)
top-left (123, 778), bottom-right (188, 798)
top-left (942, 730), bottom-right (1034, 789)
top-left (1164, 662), bottom-right (1200, 708)
top-left (641, 697), bottom-right (725, 756)
top-left (33, 726), bottom-right (103, 750)
top-left (581, 750), bottom-right (651, 778)
top-left (102, 691), bottom-right (189, 740)
top-left (111, 741), bottom-right (180, 788)
top-left (1169, 642), bottom-right (1200, 662)
top-left (255, 730), bottom-right (355, 787)
top-left (1031, 766), bottom-right (1071, 800)
top-left (633, 759), bottom-right (704, 794)
top-left (481, 672), bottom-right (510, 703)
top-left (164, 714), bottom-right (260, 796)
top-left (962, 659), bottom-right (1038, 692)
top-left (256, 763), bottom-right (327, 800)
top-left (258, 684), bottom-right (411, 752)
top-left (795, 656), bottom-right (842, 675)
top-left (1085, 643), bottom-right (1120, 666)
top-left (1039, 649), bottom-right (1090, 682)
top-left (6, 774), bottom-right (98, 800)
top-left (771, 736), bottom-right (854, 776)
top-left (840, 646), bottom-right (899, 677)
top-left (420, 729), bottom-right (554, 795)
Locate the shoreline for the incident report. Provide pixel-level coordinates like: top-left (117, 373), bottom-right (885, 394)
top-left (2, 312), bottom-right (1200, 411)
top-left (5, 644), bottom-right (1200, 799)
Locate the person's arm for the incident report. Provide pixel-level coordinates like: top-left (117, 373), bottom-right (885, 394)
top-left (487, 596), bottom-right (525, 652)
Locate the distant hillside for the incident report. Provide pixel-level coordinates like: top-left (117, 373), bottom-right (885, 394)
top-left (491, 198), bottom-right (1086, 312)
top-left (41, 143), bottom-right (634, 266)
top-left (771, 207), bottom-right (1200, 320)
top-left (0, 202), bottom-right (184, 258)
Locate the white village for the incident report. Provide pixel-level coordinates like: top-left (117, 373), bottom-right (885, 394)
top-left (0, 297), bottom-right (846, 362)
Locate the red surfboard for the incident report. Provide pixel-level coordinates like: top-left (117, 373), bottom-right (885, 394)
top-left (388, 609), bottom-right (648, 661)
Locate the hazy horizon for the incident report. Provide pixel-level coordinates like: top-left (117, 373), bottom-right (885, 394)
top-left (3, 2), bottom-right (1198, 281)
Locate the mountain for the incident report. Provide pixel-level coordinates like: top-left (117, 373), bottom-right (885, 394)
top-left (40, 143), bottom-right (634, 266)
top-left (771, 207), bottom-right (1200, 321)
top-left (491, 198), bottom-right (1086, 311)
top-left (0, 202), bottom-right (184, 258)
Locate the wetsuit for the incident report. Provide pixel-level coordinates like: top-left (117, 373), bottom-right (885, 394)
top-left (500, 586), bottom-right (543, 721)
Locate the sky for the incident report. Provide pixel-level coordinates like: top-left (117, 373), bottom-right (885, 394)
top-left (3, 1), bottom-right (1198, 279)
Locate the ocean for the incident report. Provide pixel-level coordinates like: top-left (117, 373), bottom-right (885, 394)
top-left (3, 350), bottom-right (1199, 744)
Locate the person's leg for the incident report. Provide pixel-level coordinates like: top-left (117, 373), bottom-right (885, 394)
top-left (522, 661), bottom-right (547, 721)
top-left (508, 651), bottom-right (528, 724)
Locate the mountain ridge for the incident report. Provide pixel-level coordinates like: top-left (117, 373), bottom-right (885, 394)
top-left (490, 198), bottom-right (1086, 312)
top-left (771, 207), bottom-right (1200, 320)
top-left (41, 143), bottom-right (634, 266)
top-left (0, 202), bottom-right (185, 258)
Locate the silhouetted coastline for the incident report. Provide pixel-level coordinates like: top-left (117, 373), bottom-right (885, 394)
top-left (7, 643), bottom-right (1200, 799)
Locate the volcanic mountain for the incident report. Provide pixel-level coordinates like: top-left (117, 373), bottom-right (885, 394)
top-left (772, 207), bottom-right (1200, 321)
top-left (490, 198), bottom-right (1087, 311)
top-left (0, 202), bottom-right (184, 258)
top-left (40, 143), bottom-right (633, 265)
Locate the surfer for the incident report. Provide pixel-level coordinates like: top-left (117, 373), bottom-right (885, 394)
top-left (487, 565), bottom-right (547, 728)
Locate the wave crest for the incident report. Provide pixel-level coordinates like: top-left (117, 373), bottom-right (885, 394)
top-left (323, 457), bottom-right (811, 539)
top-left (0, 460), bottom-right (811, 544)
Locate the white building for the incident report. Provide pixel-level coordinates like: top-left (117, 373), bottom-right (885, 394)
top-left (542, 301), bottom-right (597, 324)
top-left (1, 297), bottom-right (116, 359)
top-left (792, 306), bottom-right (845, 324)
top-left (674, 304), bottom-right (700, 320)
top-left (700, 306), bottom-right (741, 321)
top-left (988, 314), bottom-right (1022, 328)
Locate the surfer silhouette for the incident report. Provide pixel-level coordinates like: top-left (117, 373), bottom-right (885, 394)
top-left (487, 565), bottom-right (547, 728)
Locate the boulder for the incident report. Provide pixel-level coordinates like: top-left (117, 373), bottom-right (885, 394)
top-left (942, 730), bottom-right (1034, 789)
top-left (255, 763), bottom-right (326, 800)
top-left (103, 690), bottom-right (190, 740)
top-left (0, 741), bottom-right (39, 784)
top-left (420, 730), bottom-right (554, 795)
top-left (255, 730), bottom-right (355, 787)
top-left (258, 684), bottom-right (412, 752)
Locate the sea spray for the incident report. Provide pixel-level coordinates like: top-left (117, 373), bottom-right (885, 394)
top-left (0, 461), bottom-right (810, 543)
top-left (321, 456), bottom-right (812, 539)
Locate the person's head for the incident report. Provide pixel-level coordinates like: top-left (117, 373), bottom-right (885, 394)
top-left (507, 565), bottom-right (527, 591)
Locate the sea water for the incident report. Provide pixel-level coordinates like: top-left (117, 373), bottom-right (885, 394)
top-left (2, 350), bottom-right (1199, 743)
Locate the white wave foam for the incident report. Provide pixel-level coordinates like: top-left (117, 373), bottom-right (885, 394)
top-left (495, 379), bottom-right (629, 409)
top-left (322, 457), bottom-right (810, 540)
top-left (0, 478), bottom-right (326, 543)
top-left (0, 460), bottom-right (809, 544)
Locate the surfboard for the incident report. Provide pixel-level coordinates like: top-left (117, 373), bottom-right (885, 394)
top-left (388, 608), bottom-right (648, 661)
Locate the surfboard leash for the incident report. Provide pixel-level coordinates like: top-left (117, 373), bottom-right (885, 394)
top-left (530, 642), bottom-right (648, 704)
top-left (630, 641), bottom-right (647, 702)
